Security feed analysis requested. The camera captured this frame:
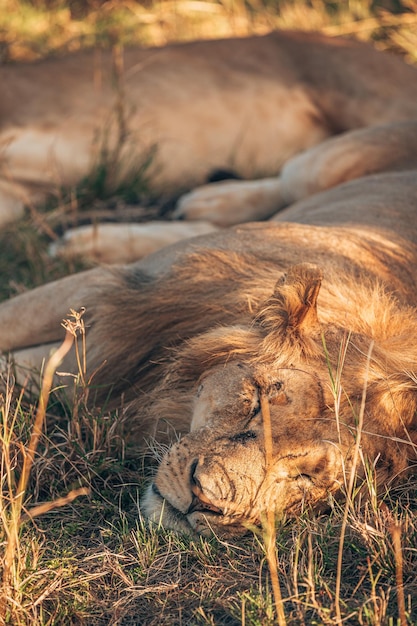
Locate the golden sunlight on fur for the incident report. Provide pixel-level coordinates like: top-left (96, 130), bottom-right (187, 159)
top-left (2, 30), bottom-right (417, 264)
top-left (0, 31), bottom-right (417, 536)
top-left (1, 162), bottom-right (417, 535)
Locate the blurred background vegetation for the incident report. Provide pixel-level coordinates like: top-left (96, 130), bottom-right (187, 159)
top-left (1, 0), bottom-right (416, 63)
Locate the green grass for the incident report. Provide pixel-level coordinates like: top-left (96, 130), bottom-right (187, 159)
top-left (1, 1), bottom-right (417, 624)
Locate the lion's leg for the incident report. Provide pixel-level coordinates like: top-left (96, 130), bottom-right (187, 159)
top-left (0, 181), bottom-right (25, 225)
top-left (173, 122), bottom-right (417, 226)
top-left (0, 180), bottom-right (34, 227)
top-left (279, 121), bottom-right (417, 206)
top-left (0, 266), bottom-right (112, 352)
top-left (49, 221), bottom-right (218, 265)
top-left (2, 342), bottom-right (77, 387)
top-left (173, 177), bottom-right (284, 226)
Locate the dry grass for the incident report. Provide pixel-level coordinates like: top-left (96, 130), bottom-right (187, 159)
top-left (1, 1), bottom-right (417, 624)
top-left (1, 352), bottom-right (417, 625)
top-left (1, 0), bottom-right (417, 62)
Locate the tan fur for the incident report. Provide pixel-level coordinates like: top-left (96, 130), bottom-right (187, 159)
top-left (1, 157), bottom-right (417, 535)
top-left (1, 33), bottom-right (417, 536)
top-left (45, 120), bottom-right (417, 263)
top-left (2, 30), bottom-right (417, 236)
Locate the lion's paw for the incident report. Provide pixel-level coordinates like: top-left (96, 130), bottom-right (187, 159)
top-left (174, 178), bottom-right (284, 226)
top-left (49, 221), bottom-right (218, 265)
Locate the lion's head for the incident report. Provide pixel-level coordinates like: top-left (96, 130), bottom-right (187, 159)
top-left (141, 263), bottom-right (417, 537)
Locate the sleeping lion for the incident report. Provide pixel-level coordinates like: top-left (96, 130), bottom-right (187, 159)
top-left (2, 29), bottom-right (417, 265)
top-left (1, 30), bottom-right (417, 537)
top-left (1, 118), bottom-right (417, 536)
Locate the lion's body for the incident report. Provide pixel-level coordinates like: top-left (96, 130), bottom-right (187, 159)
top-left (2, 165), bottom-right (417, 535)
top-left (2, 30), bottom-right (417, 230)
top-left (1, 31), bottom-right (417, 536)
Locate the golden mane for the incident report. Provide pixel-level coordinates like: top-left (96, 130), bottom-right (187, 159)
top-left (123, 255), bottom-right (417, 459)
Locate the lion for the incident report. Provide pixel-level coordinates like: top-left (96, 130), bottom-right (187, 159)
top-left (1, 117), bottom-right (417, 537)
top-left (2, 29), bottom-right (417, 265)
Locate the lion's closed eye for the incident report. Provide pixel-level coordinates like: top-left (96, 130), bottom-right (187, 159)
top-left (229, 430), bottom-right (258, 444)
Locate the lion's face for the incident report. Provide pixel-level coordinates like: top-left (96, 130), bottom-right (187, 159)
top-left (141, 263), bottom-right (346, 537)
top-left (141, 262), bottom-right (417, 537)
top-left (143, 360), bottom-right (346, 536)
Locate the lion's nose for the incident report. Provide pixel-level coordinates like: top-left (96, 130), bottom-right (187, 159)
top-left (186, 460), bottom-right (223, 515)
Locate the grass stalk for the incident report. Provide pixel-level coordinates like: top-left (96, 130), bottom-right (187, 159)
top-left (334, 340), bottom-right (374, 624)
top-left (385, 507), bottom-right (407, 626)
top-left (0, 322), bottom-right (83, 622)
top-left (260, 392), bottom-right (286, 626)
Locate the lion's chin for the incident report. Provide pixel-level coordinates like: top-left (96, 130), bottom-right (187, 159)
top-left (141, 483), bottom-right (252, 538)
top-left (141, 483), bottom-right (198, 536)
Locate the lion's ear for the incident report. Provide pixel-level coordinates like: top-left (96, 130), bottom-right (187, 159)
top-left (257, 263), bottom-right (323, 341)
